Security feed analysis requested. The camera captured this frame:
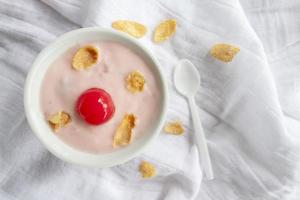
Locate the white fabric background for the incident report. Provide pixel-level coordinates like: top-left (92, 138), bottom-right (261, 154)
top-left (0, 0), bottom-right (300, 199)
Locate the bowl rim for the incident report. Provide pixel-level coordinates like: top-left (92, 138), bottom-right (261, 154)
top-left (24, 27), bottom-right (168, 167)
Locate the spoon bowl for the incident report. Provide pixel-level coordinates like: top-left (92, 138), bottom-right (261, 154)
top-left (174, 59), bottom-right (201, 97)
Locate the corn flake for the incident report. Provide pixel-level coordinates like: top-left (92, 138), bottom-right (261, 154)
top-left (154, 19), bottom-right (177, 43)
top-left (112, 20), bottom-right (147, 38)
top-left (113, 114), bottom-right (136, 147)
top-left (48, 111), bottom-right (71, 132)
top-left (126, 71), bottom-right (145, 93)
top-left (72, 46), bottom-right (99, 70)
top-left (210, 43), bottom-right (240, 62)
top-left (139, 161), bottom-right (157, 178)
top-left (164, 121), bottom-right (184, 135)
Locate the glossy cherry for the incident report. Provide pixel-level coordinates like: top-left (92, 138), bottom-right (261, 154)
top-left (76, 88), bottom-right (115, 125)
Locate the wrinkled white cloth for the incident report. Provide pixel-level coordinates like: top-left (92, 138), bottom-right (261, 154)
top-left (0, 0), bottom-right (300, 199)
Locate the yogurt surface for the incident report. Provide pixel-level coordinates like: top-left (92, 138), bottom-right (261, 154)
top-left (40, 41), bottom-right (162, 154)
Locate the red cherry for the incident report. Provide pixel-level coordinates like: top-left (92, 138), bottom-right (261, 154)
top-left (76, 88), bottom-right (115, 125)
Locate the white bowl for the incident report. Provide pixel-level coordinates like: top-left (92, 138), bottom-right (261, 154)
top-left (24, 27), bottom-right (168, 167)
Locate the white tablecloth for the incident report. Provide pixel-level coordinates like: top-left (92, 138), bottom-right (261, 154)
top-left (0, 0), bottom-right (300, 199)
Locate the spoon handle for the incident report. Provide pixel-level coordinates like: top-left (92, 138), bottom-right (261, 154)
top-left (188, 97), bottom-right (214, 180)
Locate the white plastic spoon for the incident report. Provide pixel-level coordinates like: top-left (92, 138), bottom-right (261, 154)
top-left (174, 59), bottom-right (214, 180)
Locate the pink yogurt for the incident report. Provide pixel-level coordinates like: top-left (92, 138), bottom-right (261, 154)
top-left (40, 41), bottom-right (162, 154)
